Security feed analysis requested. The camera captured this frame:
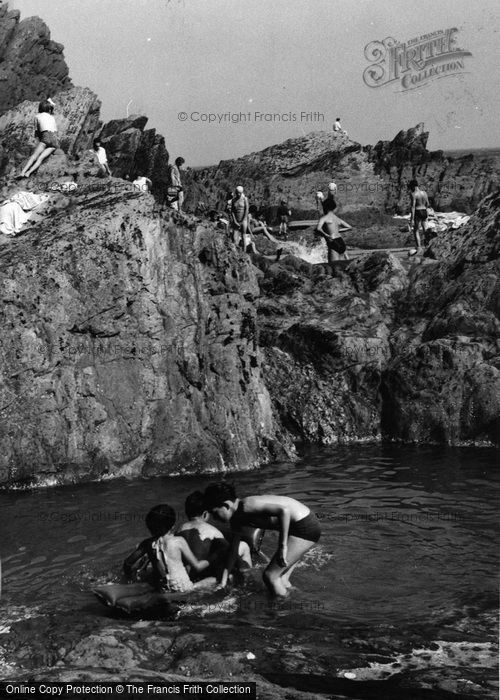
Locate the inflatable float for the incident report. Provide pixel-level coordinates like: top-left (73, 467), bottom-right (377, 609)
top-left (93, 581), bottom-right (227, 614)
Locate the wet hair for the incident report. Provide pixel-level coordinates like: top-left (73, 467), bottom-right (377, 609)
top-left (408, 179), bottom-right (418, 191)
top-left (175, 157), bottom-right (185, 167)
top-left (145, 504), bottom-right (176, 537)
top-left (185, 491), bottom-right (207, 519)
top-left (93, 139), bottom-right (101, 149)
top-left (322, 194), bottom-right (337, 213)
top-left (38, 100), bottom-right (54, 114)
top-left (204, 482), bottom-right (236, 510)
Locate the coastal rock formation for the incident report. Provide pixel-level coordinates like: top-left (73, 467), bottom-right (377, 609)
top-left (254, 191), bottom-right (499, 448)
top-left (99, 115), bottom-right (171, 199)
top-left (185, 124), bottom-right (500, 221)
top-left (0, 86), bottom-right (101, 178)
top-left (0, 3), bottom-right (72, 114)
top-left (0, 182), bottom-right (290, 486)
top-left (381, 191), bottom-right (500, 444)
top-left (256, 253), bottom-right (406, 444)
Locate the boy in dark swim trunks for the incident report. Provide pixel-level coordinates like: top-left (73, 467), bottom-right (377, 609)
top-left (204, 483), bottom-right (321, 597)
top-left (314, 191), bottom-right (352, 266)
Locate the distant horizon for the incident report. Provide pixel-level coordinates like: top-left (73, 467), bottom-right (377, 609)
top-left (10, 0), bottom-right (500, 166)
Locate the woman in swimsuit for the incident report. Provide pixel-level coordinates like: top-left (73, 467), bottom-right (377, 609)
top-left (204, 483), bottom-right (321, 597)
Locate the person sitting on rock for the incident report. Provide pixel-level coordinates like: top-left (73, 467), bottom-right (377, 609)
top-left (333, 117), bottom-right (347, 135)
top-left (92, 138), bottom-right (111, 177)
top-left (176, 491), bottom-right (252, 581)
top-left (19, 98), bottom-right (59, 178)
top-left (123, 503), bottom-right (217, 593)
top-left (204, 482), bottom-right (320, 597)
top-left (408, 179), bottom-right (430, 253)
top-left (132, 175), bottom-right (152, 193)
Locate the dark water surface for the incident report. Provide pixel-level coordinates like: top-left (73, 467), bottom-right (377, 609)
top-left (0, 444), bottom-right (498, 685)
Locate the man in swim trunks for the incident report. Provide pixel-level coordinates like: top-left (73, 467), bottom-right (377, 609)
top-left (204, 483), bottom-right (321, 597)
top-left (315, 186), bottom-right (352, 266)
top-left (408, 179), bottom-right (430, 251)
top-left (230, 185), bottom-right (249, 248)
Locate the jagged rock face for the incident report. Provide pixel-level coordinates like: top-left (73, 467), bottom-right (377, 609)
top-left (257, 253), bottom-right (407, 444)
top-left (97, 115), bottom-right (171, 200)
top-left (185, 125), bottom-right (500, 218)
top-left (0, 3), bottom-right (72, 114)
top-left (0, 183), bottom-right (290, 486)
top-left (185, 131), bottom-right (387, 218)
top-left (380, 193), bottom-right (500, 445)
top-left (256, 192), bottom-right (500, 447)
top-left (368, 124), bottom-right (500, 213)
top-left (0, 86), bottom-right (101, 177)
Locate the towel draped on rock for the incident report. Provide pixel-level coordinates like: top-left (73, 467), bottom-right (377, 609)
top-left (0, 191), bottom-right (50, 236)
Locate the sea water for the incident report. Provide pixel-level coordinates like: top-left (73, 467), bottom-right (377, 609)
top-left (0, 444), bottom-right (498, 681)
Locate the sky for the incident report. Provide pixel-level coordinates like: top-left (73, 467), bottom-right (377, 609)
top-left (10, 0), bottom-right (500, 166)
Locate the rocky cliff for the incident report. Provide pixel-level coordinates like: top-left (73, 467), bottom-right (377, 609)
top-left (0, 6), bottom-right (498, 489)
top-left (0, 181), bottom-right (291, 486)
top-left (0, 1), bottom-right (72, 114)
top-left (185, 124), bottom-right (500, 220)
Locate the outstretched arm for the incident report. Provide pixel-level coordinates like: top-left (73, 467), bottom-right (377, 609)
top-left (179, 538), bottom-right (209, 573)
top-left (219, 533), bottom-right (241, 587)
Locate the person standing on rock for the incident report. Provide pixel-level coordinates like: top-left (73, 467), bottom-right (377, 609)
top-left (230, 185), bottom-right (249, 248)
top-left (93, 139), bottom-right (111, 177)
top-left (277, 199), bottom-right (291, 239)
top-left (408, 179), bottom-right (430, 252)
top-left (19, 98), bottom-right (59, 178)
top-left (169, 157), bottom-right (185, 212)
top-left (315, 186), bottom-right (352, 266)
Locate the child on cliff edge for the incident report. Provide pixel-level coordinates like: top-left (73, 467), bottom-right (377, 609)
top-left (204, 483), bottom-right (321, 596)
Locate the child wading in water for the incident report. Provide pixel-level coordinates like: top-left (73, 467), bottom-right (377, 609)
top-left (204, 483), bottom-right (321, 597)
top-left (124, 504), bottom-right (217, 592)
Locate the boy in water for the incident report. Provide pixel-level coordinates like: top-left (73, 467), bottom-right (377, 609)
top-left (204, 483), bottom-right (321, 597)
top-left (176, 491), bottom-right (252, 579)
top-left (123, 503), bottom-right (216, 592)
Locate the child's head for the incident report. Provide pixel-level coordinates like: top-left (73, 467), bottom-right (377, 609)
top-left (145, 504), bottom-right (176, 537)
top-left (175, 156), bottom-right (185, 168)
top-left (39, 99), bottom-right (54, 114)
top-left (204, 482), bottom-right (237, 522)
top-left (93, 139), bottom-right (101, 150)
top-left (185, 491), bottom-right (208, 520)
top-left (408, 179), bottom-right (418, 191)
